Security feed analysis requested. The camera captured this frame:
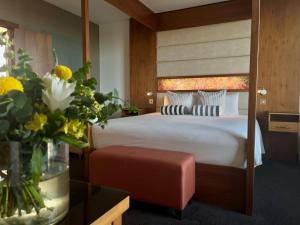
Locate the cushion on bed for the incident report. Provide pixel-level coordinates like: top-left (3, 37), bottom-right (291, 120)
top-left (192, 105), bottom-right (220, 117)
top-left (197, 90), bottom-right (226, 115)
top-left (224, 93), bottom-right (239, 116)
top-left (161, 105), bottom-right (187, 115)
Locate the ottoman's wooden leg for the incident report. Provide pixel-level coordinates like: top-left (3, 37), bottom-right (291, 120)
top-left (175, 209), bottom-right (182, 220)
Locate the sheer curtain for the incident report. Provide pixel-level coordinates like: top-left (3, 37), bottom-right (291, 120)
top-left (0, 27), bottom-right (8, 77)
top-left (0, 45), bottom-right (6, 77)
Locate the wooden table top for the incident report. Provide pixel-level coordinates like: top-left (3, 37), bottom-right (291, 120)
top-left (58, 180), bottom-right (129, 225)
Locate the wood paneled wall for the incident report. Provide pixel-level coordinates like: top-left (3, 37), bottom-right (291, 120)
top-left (130, 19), bottom-right (157, 112)
top-left (257, 0), bottom-right (300, 160)
top-left (14, 28), bottom-right (53, 76)
top-left (157, 0), bottom-right (251, 31)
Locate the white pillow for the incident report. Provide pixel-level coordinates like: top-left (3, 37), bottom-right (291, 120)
top-left (197, 90), bottom-right (227, 115)
top-left (224, 93), bottom-right (239, 116)
top-left (166, 92), bottom-right (194, 112)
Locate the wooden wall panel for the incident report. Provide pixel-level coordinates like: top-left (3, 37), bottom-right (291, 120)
top-left (257, 0), bottom-right (300, 160)
top-left (14, 28), bottom-right (53, 76)
top-left (130, 19), bottom-right (157, 112)
top-left (105, 0), bottom-right (157, 30)
top-left (157, 0), bottom-right (251, 31)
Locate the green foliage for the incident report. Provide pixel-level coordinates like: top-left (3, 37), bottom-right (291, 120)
top-left (128, 105), bottom-right (140, 115)
top-left (0, 30), bottom-right (124, 220)
top-left (71, 62), bottom-right (91, 82)
top-left (0, 32), bottom-right (121, 149)
top-left (68, 63), bottom-right (122, 129)
top-left (31, 147), bottom-right (43, 187)
top-left (0, 120), bottom-right (9, 135)
top-left (53, 48), bottom-right (58, 66)
top-left (11, 49), bottom-right (37, 79)
top-left (56, 134), bottom-right (89, 149)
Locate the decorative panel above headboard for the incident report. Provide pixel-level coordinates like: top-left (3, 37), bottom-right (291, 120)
top-left (157, 75), bottom-right (249, 92)
top-left (157, 20), bottom-right (251, 77)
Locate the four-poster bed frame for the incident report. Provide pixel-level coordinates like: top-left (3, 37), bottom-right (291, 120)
top-left (80, 0), bottom-right (261, 216)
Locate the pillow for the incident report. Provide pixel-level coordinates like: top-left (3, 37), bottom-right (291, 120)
top-left (192, 105), bottom-right (221, 117)
top-left (224, 93), bottom-right (239, 116)
top-left (166, 92), bottom-right (194, 112)
top-left (160, 105), bottom-right (187, 115)
top-left (197, 90), bottom-right (227, 115)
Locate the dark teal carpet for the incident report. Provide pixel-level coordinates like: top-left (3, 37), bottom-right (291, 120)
top-left (124, 160), bottom-right (300, 225)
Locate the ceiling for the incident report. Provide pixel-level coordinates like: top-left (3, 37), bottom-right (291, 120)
top-left (140, 0), bottom-right (230, 13)
top-left (43, 0), bottom-right (129, 25)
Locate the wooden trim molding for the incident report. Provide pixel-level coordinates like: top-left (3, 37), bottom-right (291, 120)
top-left (81, 0), bottom-right (91, 65)
top-left (157, 0), bottom-right (252, 31)
top-left (81, 0), bottom-right (93, 157)
top-left (0, 19), bottom-right (18, 29)
top-left (157, 89), bottom-right (248, 93)
top-left (157, 74), bottom-right (249, 79)
top-left (246, 0), bottom-right (261, 216)
top-left (105, 0), bottom-right (251, 32)
top-left (104, 0), bottom-right (157, 30)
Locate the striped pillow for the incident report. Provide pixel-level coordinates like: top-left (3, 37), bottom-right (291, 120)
top-left (160, 105), bottom-right (186, 115)
top-left (166, 92), bottom-right (194, 113)
top-left (192, 105), bottom-right (221, 117)
top-left (197, 90), bottom-right (227, 115)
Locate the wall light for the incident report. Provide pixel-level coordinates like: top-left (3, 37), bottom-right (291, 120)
top-left (146, 91), bottom-right (153, 97)
top-left (257, 89), bottom-right (268, 96)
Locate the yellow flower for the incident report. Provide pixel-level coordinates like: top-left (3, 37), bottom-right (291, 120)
top-left (54, 65), bottom-right (72, 80)
top-left (0, 76), bottom-right (24, 95)
top-left (25, 113), bottom-right (48, 132)
top-left (61, 119), bottom-right (86, 139)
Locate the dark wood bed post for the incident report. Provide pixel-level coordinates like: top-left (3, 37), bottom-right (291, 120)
top-left (246, 0), bottom-right (261, 216)
top-left (81, 0), bottom-right (93, 181)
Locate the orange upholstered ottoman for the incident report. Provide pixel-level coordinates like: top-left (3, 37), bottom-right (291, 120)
top-left (89, 146), bottom-right (195, 211)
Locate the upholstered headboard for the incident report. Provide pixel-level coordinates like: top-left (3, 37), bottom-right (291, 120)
top-left (156, 92), bottom-right (249, 115)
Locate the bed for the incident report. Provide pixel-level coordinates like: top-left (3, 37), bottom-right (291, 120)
top-left (92, 111), bottom-right (265, 212)
top-left (92, 113), bottom-right (264, 169)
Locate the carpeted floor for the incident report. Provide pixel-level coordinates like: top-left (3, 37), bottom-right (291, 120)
top-left (123, 160), bottom-right (300, 225)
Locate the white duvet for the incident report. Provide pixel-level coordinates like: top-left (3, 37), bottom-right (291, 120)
top-left (92, 113), bottom-right (265, 168)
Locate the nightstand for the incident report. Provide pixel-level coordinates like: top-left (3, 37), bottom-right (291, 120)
top-left (268, 112), bottom-right (300, 133)
top-left (264, 112), bottom-right (299, 161)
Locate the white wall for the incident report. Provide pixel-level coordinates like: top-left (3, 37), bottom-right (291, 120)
top-left (99, 20), bottom-right (130, 101)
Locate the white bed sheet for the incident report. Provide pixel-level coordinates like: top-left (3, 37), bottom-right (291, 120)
top-left (92, 113), bottom-right (265, 168)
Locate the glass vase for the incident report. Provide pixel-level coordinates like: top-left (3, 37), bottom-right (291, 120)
top-left (0, 141), bottom-right (69, 225)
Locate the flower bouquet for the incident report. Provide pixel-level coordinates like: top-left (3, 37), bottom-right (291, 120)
top-left (0, 33), bottom-right (120, 224)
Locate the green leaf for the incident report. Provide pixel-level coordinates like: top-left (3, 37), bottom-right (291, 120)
top-left (31, 147), bottom-right (43, 187)
top-left (0, 101), bottom-right (13, 117)
top-left (113, 88), bottom-right (119, 104)
top-left (0, 120), bottom-right (9, 135)
top-left (7, 91), bottom-right (27, 109)
top-left (94, 93), bottom-right (109, 104)
top-left (80, 96), bottom-right (93, 107)
top-left (57, 134), bottom-right (89, 149)
top-left (72, 62), bottom-right (92, 82)
top-left (53, 48), bottom-right (58, 66)
top-left (65, 107), bottom-right (80, 119)
top-left (13, 99), bottom-right (33, 123)
top-left (83, 77), bottom-right (97, 89)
